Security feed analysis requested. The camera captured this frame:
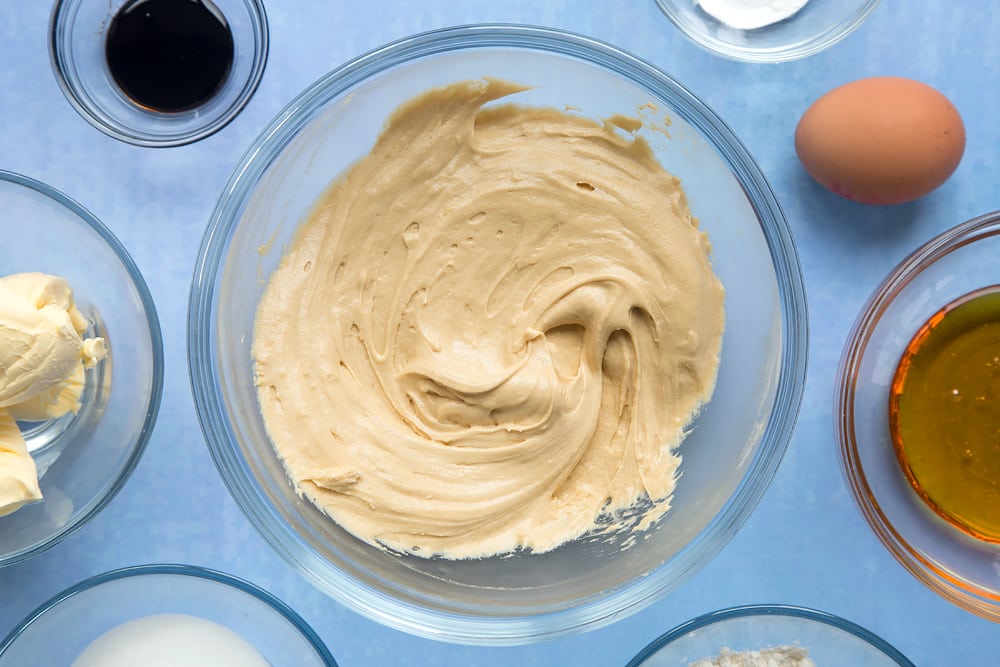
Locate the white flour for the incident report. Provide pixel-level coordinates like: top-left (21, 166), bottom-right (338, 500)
top-left (695, 0), bottom-right (810, 30)
top-left (689, 645), bottom-right (816, 667)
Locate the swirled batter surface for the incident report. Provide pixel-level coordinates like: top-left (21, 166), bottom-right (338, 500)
top-left (253, 79), bottom-right (724, 558)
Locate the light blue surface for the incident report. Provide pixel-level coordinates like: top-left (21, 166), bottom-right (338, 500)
top-left (0, 1), bottom-right (995, 665)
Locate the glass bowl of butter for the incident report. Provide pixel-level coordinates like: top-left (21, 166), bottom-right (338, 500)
top-left (655, 0), bottom-right (880, 63)
top-left (627, 605), bottom-right (914, 666)
top-left (0, 170), bottom-right (163, 566)
top-left (836, 211), bottom-right (1000, 622)
top-left (0, 564), bottom-right (336, 665)
top-left (189, 24), bottom-right (808, 643)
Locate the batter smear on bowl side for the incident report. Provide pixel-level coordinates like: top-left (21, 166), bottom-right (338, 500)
top-left (252, 78), bottom-right (725, 558)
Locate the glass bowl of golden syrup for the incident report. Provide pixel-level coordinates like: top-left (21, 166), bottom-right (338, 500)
top-left (50, 0), bottom-right (268, 147)
top-left (836, 211), bottom-right (1000, 622)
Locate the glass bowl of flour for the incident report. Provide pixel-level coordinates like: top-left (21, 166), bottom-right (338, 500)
top-left (654, 0), bottom-right (881, 62)
top-left (0, 564), bottom-right (336, 666)
top-left (189, 24), bottom-right (808, 644)
top-left (627, 605), bottom-right (915, 666)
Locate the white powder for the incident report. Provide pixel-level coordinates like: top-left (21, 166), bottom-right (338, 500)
top-left (689, 645), bottom-right (816, 667)
top-left (695, 0), bottom-right (810, 30)
top-left (73, 614), bottom-right (270, 667)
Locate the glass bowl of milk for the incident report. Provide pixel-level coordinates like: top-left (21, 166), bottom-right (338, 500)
top-left (0, 564), bottom-right (336, 666)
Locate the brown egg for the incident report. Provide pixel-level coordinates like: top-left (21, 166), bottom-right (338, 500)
top-left (795, 77), bottom-right (965, 205)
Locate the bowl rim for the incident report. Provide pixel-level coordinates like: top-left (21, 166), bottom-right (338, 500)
top-left (625, 604), bottom-right (916, 666)
top-left (48, 0), bottom-right (270, 148)
top-left (0, 169), bottom-right (164, 567)
top-left (0, 563), bottom-right (338, 665)
top-left (835, 210), bottom-right (1000, 621)
top-left (188, 22), bottom-right (808, 644)
top-left (653, 0), bottom-right (881, 63)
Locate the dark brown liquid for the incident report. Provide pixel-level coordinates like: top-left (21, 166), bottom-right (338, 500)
top-left (105, 0), bottom-right (234, 113)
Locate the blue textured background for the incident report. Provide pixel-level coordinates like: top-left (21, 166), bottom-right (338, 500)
top-left (1, 1), bottom-right (996, 664)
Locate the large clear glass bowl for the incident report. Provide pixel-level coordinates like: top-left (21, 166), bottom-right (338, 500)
top-left (0, 170), bottom-right (163, 566)
top-left (189, 24), bottom-right (808, 644)
top-left (836, 212), bottom-right (1000, 621)
top-left (0, 564), bottom-right (336, 665)
top-left (627, 605), bottom-right (914, 666)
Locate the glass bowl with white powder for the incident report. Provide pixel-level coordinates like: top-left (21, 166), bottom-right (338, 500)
top-left (654, 0), bottom-right (881, 62)
top-left (0, 564), bottom-right (336, 666)
top-left (627, 605), bottom-right (914, 666)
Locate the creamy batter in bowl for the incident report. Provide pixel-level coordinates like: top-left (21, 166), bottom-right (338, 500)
top-left (190, 24), bottom-right (807, 643)
top-left (253, 78), bottom-right (726, 559)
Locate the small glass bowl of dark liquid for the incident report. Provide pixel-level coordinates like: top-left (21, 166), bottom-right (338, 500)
top-left (50, 0), bottom-right (268, 147)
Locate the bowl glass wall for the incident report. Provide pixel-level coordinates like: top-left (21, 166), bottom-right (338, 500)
top-left (189, 25), bottom-right (807, 643)
top-left (0, 171), bottom-right (162, 566)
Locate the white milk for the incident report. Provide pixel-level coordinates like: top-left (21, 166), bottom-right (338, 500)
top-left (73, 613), bottom-right (270, 667)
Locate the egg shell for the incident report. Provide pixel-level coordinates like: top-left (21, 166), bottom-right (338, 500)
top-left (795, 77), bottom-right (965, 205)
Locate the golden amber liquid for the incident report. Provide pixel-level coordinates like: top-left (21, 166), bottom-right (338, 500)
top-left (889, 285), bottom-right (1000, 542)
